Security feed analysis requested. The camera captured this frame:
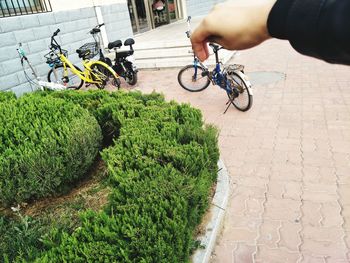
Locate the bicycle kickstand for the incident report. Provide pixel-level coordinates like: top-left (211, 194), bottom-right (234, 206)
top-left (223, 99), bottom-right (233, 114)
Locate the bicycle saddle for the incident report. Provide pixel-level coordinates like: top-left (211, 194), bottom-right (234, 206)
top-left (108, 40), bottom-right (122, 49)
top-left (124, 38), bottom-right (135, 46)
top-left (116, 50), bottom-right (134, 59)
top-left (209, 43), bottom-right (220, 51)
top-left (76, 49), bottom-right (91, 59)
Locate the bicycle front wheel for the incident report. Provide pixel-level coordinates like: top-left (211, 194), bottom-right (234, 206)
top-left (47, 64), bottom-right (84, 89)
top-left (178, 65), bottom-right (210, 92)
top-left (227, 72), bottom-right (253, 112)
top-left (90, 62), bottom-right (120, 89)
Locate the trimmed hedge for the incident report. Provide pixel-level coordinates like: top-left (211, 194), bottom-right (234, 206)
top-left (1, 90), bottom-right (219, 263)
top-left (0, 91), bottom-right (16, 102)
top-left (0, 94), bottom-right (102, 206)
top-left (34, 91), bottom-right (219, 263)
top-left (34, 90), bottom-right (165, 143)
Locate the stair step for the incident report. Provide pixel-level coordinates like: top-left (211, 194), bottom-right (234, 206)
top-left (134, 46), bottom-right (193, 60)
top-left (135, 50), bottom-right (236, 69)
top-left (133, 41), bottom-right (190, 50)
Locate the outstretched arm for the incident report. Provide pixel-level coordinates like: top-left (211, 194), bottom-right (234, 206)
top-left (191, 0), bottom-right (350, 65)
top-left (268, 0), bottom-right (350, 64)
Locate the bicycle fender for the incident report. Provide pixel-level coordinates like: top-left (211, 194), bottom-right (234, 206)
top-left (234, 70), bottom-right (253, 95)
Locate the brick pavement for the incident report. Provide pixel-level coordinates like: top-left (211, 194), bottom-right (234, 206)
top-left (133, 39), bottom-right (350, 263)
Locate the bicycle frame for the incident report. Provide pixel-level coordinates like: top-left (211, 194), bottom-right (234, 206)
top-left (192, 55), bottom-right (232, 94)
top-left (57, 54), bottom-right (115, 84)
top-left (49, 29), bottom-right (118, 86)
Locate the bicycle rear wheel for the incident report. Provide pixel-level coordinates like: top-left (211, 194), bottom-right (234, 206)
top-left (227, 72), bottom-right (253, 112)
top-left (178, 65), bottom-right (210, 92)
top-left (90, 62), bottom-right (120, 89)
top-left (47, 64), bottom-right (84, 89)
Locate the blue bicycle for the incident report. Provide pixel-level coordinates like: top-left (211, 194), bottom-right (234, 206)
top-left (177, 17), bottom-right (253, 113)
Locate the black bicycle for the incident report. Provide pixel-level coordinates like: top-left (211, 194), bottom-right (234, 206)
top-left (89, 24), bottom-right (138, 85)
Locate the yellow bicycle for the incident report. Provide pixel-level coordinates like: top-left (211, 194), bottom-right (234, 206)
top-left (46, 29), bottom-right (120, 89)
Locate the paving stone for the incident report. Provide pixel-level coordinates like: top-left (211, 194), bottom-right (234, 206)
top-left (278, 221), bottom-right (302, 251)
top-left (264, 197), bottom-right (301, 222)
top-left (232, 243), bottom-right (255, 263)
top-left (255, 245), bottom-right (300, 263)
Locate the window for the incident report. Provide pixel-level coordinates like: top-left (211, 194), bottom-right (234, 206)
top-left (0, 0), bottom-right (52, 17)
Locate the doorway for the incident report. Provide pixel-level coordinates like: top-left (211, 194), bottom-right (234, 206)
top-left (127, 0), bottom-right (151, 34)
top-left (127, 0), bottom-right (183, 34)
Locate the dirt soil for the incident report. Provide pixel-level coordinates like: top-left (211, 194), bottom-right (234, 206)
top-left (0, 159), bottom-right (111, 221)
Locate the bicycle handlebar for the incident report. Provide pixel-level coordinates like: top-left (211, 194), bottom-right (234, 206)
top-left (89, 23), bottom-right (105, 35)
top-left (50, 29), bottom-right (62, 53)
top-left (53, 29), bottom-right (60, 36)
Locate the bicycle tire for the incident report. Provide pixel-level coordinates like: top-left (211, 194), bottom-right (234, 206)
top-left (47, 64), bottom-right (84, 89)
top-left (227, 72), bottom-right (253, 112)
top-left (124, 61), bottom-right (138, 85)
top-left (177, 65), bottom-right (210, 92)
top-left (126, 71), bottom-right (137, 85)
top-left (90, 62), bottom-right (120, 89)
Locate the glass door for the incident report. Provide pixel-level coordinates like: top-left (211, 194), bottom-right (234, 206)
top-left (150, 0), bottom-right (180, 28)
top-left (127, 0), bottom-right (182, 33)
top-left (127, 0), bottom-right (151, 34)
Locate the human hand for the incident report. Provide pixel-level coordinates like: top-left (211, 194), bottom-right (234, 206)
top-left (190, 0), bottom-right (277, 61)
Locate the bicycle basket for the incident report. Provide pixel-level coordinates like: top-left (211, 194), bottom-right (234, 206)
top-left (77, 42), bottom-right (99, 59)
top-left (226, 64), bottom-right (245, 74)
top-left (44, 49), bottom-right (68, 65)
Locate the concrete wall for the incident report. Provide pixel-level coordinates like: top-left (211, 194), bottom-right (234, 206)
top-left (100, 3), bottom-right (133, 43)
top-left (50, 0), bottom-right (127, 12)
top-left (186, 0), bottom-right (225, 17)
top-left (0, 2), bottom-right (131, 96)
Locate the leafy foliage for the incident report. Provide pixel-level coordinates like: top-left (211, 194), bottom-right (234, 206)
top-left (0, 94), bottom-right (102, 206)
top-left (1, 90), bottom-right (219, 263)
top-left (35, 91), bottom-right (219, 263)
top-left (0, 91), bottom-right (16, 102)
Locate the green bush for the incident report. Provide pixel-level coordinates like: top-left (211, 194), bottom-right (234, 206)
top-left (0, 95), bottom-right (102, 206)
top-left (35, 93), bottom-right (219, 263)
top-left (0, 91), bottom-right (16, 102)
top-left (0, 214), bottom-right (47, 262)
top-left (35, 90), bottom-right (164, 144)
top-left (1, 90), bottom-right (219, 263)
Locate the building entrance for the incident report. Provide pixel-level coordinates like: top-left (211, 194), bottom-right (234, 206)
top-left (127, 0), bottom-right (183, 34)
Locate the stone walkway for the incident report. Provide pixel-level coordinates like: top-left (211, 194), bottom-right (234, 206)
top-left (132, 39), bottom-right (350, 263)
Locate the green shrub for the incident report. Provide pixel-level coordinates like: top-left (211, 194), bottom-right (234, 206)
top-left (35, 90), bottom-right (164, 144)
top-left (0, 214), bottom-right (46, 262)
top-left (35, 93), bottom-right (219, 263)
top-left (0, 91), bottom-right (16, 102)
top-left (0, 95), bottom-right (102, 206)
top-left (1, 90), bottom-right (219, 263)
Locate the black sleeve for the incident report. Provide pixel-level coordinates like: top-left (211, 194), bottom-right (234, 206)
top-left (267, 0), bottom-right (350, 65)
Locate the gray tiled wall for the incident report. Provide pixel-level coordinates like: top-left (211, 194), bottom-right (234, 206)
top-left (100, 3), bottom-right (133, 43)
top-left (186, 0), bottom-right (225, 17)
top-left (0, 3), bottom-right (131, 96)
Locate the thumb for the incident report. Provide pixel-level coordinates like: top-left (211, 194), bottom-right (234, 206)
top-left (190, 25), bottom-right (210, 61)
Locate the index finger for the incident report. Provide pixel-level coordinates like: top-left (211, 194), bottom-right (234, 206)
top-left (190, 23), bottom-right (210, 61)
